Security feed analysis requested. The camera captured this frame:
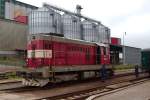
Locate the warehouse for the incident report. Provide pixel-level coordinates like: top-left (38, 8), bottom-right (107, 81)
top-left (110, 45), bottom-right (141, 66)
top-left (123, 46), bottom-right (141, 66)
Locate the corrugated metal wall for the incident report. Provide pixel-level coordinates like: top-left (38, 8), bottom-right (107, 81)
top-left (29, 7), bottom-right (62, 34)
top-left (124, 46), bottom-right (141, 65)
top-left (5, 0), bottom-right (37, 20)
top-left (62, 14), bottom-right (81, 40)
top-left (0, 19), bottom-right (27, 50)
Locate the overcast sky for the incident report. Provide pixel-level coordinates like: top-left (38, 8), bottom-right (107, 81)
top-left (19, 0), bottom-right (150, 49)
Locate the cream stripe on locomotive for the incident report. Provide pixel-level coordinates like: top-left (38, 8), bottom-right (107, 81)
top-left (28, 50), bottom-right (52, 58)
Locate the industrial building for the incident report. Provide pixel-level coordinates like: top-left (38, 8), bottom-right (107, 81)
top-left (110, 45), bottom-right (141, 66)
top-left (29, 4), bottom-right (110, 43)
top-left (0, 0), bottom-right (37, 20)
top-left (0, 18), bottom-right (27, 66)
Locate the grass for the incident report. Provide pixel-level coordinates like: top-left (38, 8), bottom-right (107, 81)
top-left (0, 56), bottom-right (26, 66)
top-left (6, 72), bottom-right (22, 79)
top-left (113, 64), bottom-right (135, 71)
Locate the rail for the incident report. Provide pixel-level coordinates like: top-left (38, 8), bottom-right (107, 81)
top-left (37, 72), bottom-right (149, 100)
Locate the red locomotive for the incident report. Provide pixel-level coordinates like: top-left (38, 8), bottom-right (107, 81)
top-left (18, 34), bottom-right (113, 86)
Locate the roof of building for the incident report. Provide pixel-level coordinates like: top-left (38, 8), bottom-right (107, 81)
top-left (5, 0), bottom-right (38, 9)
top-left (142, 48), bottom-right (150, 52)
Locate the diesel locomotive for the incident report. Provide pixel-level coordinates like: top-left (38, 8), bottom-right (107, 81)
top-left (17, 34), bottom-right (113, 86)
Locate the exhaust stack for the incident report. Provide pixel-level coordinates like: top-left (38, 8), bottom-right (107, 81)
top-left (76, 5), bottom-right (82, 15)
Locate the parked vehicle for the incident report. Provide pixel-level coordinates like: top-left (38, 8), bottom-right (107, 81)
top-left (141, 49), bottom-right (150, 71)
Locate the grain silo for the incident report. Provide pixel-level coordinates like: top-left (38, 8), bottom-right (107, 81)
top-left (62, 14), bottom-right (81, 39)
top-left (82, 20), bottom-right (98, 42)
top-left (29, 7), bottom-right (62, 34)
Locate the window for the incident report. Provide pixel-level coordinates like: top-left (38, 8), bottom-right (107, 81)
top-left (103, 47), bottom-right (107, 55)
top-left (72, 47), bottom-right (75, 51)
top-left (75, 47), bottom-right (77, 51)
top-left (86, 48), bottom-right (90, 61)
top-left (44, 44), bottom-right (48, 49)
top-left (44, 43), bottom-right (51, 49)
top-left (78, 47), bottom-right (80, 51)
top-left (68, 47), bottom-right (71, 51)
top-left (85, 48), bottom-right (87, 52)
top-left (80, 48), bottom-right (82, 52)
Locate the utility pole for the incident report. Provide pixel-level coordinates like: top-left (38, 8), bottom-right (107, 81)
top-left (123, 32), bottom-right (126, 65)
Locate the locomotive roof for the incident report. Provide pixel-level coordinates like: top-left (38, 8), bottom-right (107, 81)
top-left (30, 34), bottom-right (107, 46)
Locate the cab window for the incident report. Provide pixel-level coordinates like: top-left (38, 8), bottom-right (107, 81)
top-left (103, 47), bottom-right (107, 55)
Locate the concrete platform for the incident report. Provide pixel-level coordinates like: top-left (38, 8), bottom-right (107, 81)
top-left (88, 80), bottom-right (150, 100)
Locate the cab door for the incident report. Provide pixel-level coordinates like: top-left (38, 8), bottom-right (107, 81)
top-left (96, 46), bottom-right (101, 64)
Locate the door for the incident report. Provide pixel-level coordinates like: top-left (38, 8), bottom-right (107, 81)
top-left (96, 46), bottom-right (101, 64)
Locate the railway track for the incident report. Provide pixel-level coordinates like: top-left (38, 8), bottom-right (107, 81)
top-left (12, 74), bottom-right (144, 100)
top-left (0, 80), bottom-right (23, 91)
top-left (0, 72), bottom-right (140, 92)
top-left (0, 72), bottom-right (148, 100)
top-left (0, 72), bottom-right (134, 92)
top-left (32, 73), bottom-right (149, 100)
top-left (0, 69), bottom-right (138, 91)
top-left (0, 72), bottom-right (16, 80)
top-left (86, 79), bottom-right (150, 100)
top-left (0, 73), bottom-right (8, 79)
